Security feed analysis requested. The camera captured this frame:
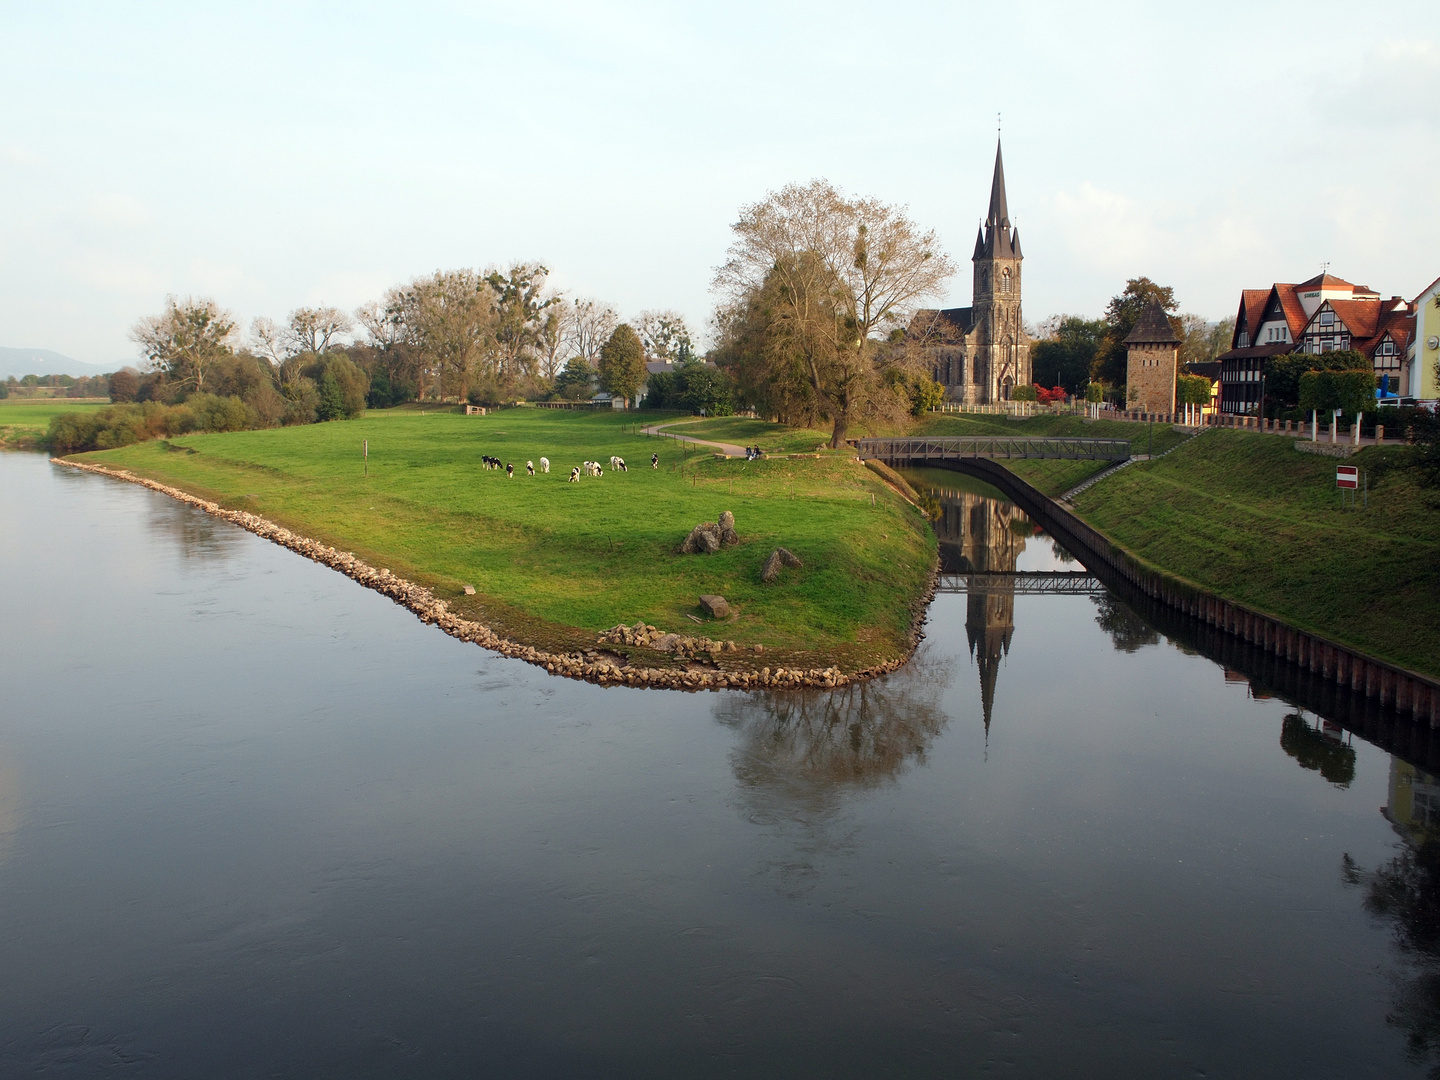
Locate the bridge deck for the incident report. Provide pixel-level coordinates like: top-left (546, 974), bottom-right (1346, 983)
top-left (855, 436), bottom-right (1131, 462)
top-left (936, 571), bottom-right (1104, 595)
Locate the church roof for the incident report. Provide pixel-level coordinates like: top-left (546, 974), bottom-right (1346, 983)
top-left (908, 306), bottom-right (974, 342)
top-left (1124, 299), bottom-right (1180, 345)
top-left (974, 138), bottom-right (1020, 261)
top-left (988, 140), bottom-right (1010, 229)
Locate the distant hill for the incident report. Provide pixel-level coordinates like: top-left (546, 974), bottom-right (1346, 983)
top-left (0, 348), bottom-right (124, 380)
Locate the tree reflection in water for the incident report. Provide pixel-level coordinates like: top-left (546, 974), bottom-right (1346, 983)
top-left (1091, 593), bottom-right (1159, 653)
top-left (1345, 761), bottom-right (1440, 1075)
top-left (145, 493), bottom-right (245, 563)
top-left (713, 650), bottom-right (952, 895)
top-left (1279, 712), bottom-right (1356, 788)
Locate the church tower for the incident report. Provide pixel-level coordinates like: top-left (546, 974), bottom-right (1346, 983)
top-left (971, 140), bottom-right (1029, 401)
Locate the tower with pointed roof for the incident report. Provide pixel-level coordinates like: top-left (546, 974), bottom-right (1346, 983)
top-left (907, 138), bottom-right (1031, 404)
top-left (1124, 298), bottom-right (1181, 414)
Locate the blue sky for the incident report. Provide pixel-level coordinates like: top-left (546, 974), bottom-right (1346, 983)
top-left (2, 0), bottom-right (1436, 365)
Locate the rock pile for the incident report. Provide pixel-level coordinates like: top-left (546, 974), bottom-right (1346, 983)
top-left (760, 547), bottom-right (802, 583)
top-left (54, 459), bottom-right (933, 693)
top-left (680, 510), bottom-right (739, 554)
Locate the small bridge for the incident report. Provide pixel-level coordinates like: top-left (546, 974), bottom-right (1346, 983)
top-left (936, 571), bottom-right (1104, 596)
top-left (854, 436), bottom-right (1131, 463)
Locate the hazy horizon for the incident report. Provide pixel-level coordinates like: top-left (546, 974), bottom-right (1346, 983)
top-left (2, 0), bottom-right (1435, 365)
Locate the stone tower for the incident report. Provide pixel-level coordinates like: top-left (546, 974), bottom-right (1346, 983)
top-left (972, 141), bottom-right (1029, 402)
top-left (1124, 299), bottom-right (1181, 414)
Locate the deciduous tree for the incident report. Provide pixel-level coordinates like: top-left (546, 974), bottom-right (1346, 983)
top-left (1090, 278), bottom-right (1178, 390)
top-left (713, 179), bottom-right (955, 446)
top-left (598, 324), bottom-right (645, 406)
top-left (130, 296), bottom-right (238, 394)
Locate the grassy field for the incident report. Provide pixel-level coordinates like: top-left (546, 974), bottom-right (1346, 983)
top-left (681, 411), bottom-right (1190, 498)
top-left (1069, 428), bottom-right (1440, 677)
top-left (0, 399), bottom-right (110, 449)
top-left (77, 408), bottom-right (935, 671)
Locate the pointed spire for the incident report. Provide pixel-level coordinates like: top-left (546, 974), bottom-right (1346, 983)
top-left (988, 138), bottom-right (1009, 230)
top-left (973, 223), bottom-right (986, 260)
top-left (1010, 226), bottom-right (1021, 259)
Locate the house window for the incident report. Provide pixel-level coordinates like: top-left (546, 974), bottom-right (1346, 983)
top-left (1319, 309), bottom-right (1335, 326)
top-left (1238, 332), bottom-right (1250, 347)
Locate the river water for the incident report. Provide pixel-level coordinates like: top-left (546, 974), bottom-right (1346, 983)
top-left (1, 450), bottom-right (1434, 1077)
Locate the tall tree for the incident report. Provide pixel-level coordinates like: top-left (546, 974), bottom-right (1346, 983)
top-left (598, 324), bottom-right (645, 406)
top-left (130, 296), bottom-right (238, 394)
top-left (562, 298), bottom-right (619, 367)
top-left (1091, 277), bottom-right (1179, 389)
top-left (713, 179), bottom-right (955, 446)
top-left (401, 270), bottom-right (495, 400)
top-left (1031, 315), bottom-right (1107, 394)
top-left (484, 263), bottom-right (557, 379)
top-left (634, 309), bottom-right (695, 363)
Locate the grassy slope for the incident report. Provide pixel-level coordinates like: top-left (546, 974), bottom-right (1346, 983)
top-left (80, 409), bottom-right (934, 670)
top-left (916, 412), bottom-right (1190, 496)
top-left (0, 399), bottom-right (108, 449)
top-left (1069, 428), bottom-right (1440, 677)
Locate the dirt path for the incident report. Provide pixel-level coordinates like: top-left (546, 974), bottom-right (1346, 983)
top-left (639, 419), bottom-right (747, 458)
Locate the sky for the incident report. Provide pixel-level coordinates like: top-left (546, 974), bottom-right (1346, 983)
top-left (1, 0), bottom-right (1436, 366)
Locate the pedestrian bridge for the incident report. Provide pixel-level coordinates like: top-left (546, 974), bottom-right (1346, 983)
top-left (854, 436), bottom-right (1131, 463)
top-left (936, 571), bottom-right (1104, 596)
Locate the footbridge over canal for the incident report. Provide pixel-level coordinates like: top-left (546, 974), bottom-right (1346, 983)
top-left (853, 436), bottom-right (1131, 465)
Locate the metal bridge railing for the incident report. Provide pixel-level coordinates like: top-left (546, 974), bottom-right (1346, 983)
top-left (935, 571), bottom-right (1104, 595)
top-left (854, 436), bottom-right (1131, 462)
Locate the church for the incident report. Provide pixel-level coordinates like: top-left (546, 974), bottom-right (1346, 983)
top-left (908, 140), bottom-right (1031, 403)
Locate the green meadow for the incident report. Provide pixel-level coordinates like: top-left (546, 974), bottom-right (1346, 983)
top-left (0, 399), bottom-right (109, 449)
top-left (79, 407), bottom-right (935, 670)
top-left (1068, 428), bottom-right (1440, 677)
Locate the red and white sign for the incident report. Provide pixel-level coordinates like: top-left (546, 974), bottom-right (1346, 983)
top-left (1336, 465), bottom-right (1358, 489)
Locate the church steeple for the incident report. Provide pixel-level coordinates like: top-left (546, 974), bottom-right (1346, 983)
top-left (977, 138), bottom-right (1020, 260)
top-left (988, 139), bottom-right (1010, 231)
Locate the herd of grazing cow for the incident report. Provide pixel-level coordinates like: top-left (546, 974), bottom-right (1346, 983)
top-left (480, 452), bottom-right (655, 484)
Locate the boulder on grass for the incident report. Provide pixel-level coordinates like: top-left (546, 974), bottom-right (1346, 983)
top-left (760, 547), bottom-right (803, 583)
top-left (698, 595), bottom-right (730, 619)
top-left (718, 510), bottom-right (739, 547)
top-left (681, 523), bottom-right (722, 554)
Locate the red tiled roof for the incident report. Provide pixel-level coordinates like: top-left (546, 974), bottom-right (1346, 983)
top-left (1234, 289), bottom-right (1268, 347)
top-left (1296, 272), bottom-right (1355, 290)
top-left (1326, 298), bottom-right (1380, 338)
top-left (1273, 284), bottom-right (1308, 337)
top-left (1366, 304), bottom-right (1415, 357)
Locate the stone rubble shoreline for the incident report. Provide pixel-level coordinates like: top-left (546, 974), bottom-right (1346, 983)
top-left (54, 457), bottom-right (936, 693)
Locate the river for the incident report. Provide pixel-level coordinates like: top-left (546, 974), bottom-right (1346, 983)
top-left (1, 449), bottom-right (1433, 1077)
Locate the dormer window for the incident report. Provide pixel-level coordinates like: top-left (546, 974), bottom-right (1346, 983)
top-left (1319, 309), bottom-right (1335, 326)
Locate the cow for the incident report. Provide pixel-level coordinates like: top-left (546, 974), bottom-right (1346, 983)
top-left (609, 456), bottom-right (627, 472)
top-left (651, 453), bottom-right (658, 469)
top-left (526, 461), bottom-right (535, 476)
top-left (506, 463), bottom-right (514, 478)
top-left (569, 467), bottom-right (580, 482)
top-left (539, 457), bottom-right (549, 473)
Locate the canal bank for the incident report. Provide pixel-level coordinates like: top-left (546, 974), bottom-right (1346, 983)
top-left (938, 455), bottom-right (1440, 727)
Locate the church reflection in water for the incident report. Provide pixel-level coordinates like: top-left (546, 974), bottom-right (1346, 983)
top-left (929, 483), bottom-right (1030, 735)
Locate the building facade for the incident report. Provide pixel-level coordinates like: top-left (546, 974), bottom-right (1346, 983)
top-left (1217, 273), bottom-right (1418, 413)
top-left (908, 140), bottom-right (1031, 404)
top-left (1410, 275), bottom-right (1440, 403)
top-left (1124, 299), bottom-right (1181, 413)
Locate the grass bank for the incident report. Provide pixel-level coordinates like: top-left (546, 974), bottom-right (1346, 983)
top-left (74, 408), bottom-right (935, 675)
top-left (1068, 428), bottom-right (1440, 677)
top-left (0, 399), bottom-right (109, 449)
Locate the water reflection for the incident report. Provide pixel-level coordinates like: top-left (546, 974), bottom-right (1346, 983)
top-left (145, 493), bottom-right (245, 562)
top-left (1346, 759), bottom-right (1440, 1076)
top-left (1092, 593), bottom-right (1160, 653)
top-left (1280, 711), bottom-right (1356, 788)
top-left (714, 655), bottom-right (952, 894)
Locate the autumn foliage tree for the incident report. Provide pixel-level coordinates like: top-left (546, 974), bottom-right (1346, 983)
top-left (713, 179), bottom-right (955, 447)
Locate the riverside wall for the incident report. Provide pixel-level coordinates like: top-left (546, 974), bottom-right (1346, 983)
top-left (933, 457), bottom-right (1440, 729)
top-left (53, 457), bottom-right (935, 693)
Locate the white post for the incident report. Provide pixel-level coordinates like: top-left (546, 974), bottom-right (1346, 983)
top-left (1331, 409), bottom-right (1341, 444)
top-left (1311, 409), bottom-right (1317, 442)
top-left (1353, 413), bottom-right (1361, 447)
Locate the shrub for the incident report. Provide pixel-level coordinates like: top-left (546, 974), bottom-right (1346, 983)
top-left (1298, 368), bottom-right (1376, 418)
top-left (108, 369), bottom-right (139, 402)
top-left (1085, 382), bottom-right (1105, 404)
top-left (1010, 384), bottom-right (1038, 402)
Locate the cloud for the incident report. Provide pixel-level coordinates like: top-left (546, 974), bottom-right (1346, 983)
top-left (86, 193), bottom-right (151, 229)
top-left (0, 144), bottom-right (42, 166)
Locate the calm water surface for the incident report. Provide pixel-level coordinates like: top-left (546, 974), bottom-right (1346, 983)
top-left (0, 451), bottom-right (1433, 1077)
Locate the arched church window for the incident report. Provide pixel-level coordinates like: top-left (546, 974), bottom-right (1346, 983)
top-left (1000, 268), bottom-right (1011, 295)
